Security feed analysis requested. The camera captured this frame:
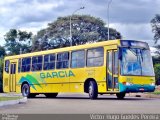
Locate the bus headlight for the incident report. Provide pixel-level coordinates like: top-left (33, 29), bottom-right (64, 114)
top-left (150, 83), bottom-right (155, 86)
top-left (126, 82), bottom-right (133, 86)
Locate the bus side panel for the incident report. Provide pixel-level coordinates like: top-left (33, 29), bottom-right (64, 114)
top-left (16, 84), bottom-right (21, 93)
top-left (17, 70), bottom-right (70, 93)
top-left (3, 71), bottom-right (10, 92)
top-left (42, 70), bottom-right (70, 92)
top-left (69, 66), bottom-right (107, 93)
top-left (69, 68), bottom-right (87, 93)
top-left (94, 66), bottom-right (107, 93)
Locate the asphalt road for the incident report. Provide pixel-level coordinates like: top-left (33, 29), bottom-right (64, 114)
top-left (0, 93), bottom-right (160, 114)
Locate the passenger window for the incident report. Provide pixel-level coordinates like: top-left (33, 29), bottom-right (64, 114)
top-left (5, 60), bottom-right (10, 73)
top-left (71, 50), bottom-right (85, 68)
top-left (87, 47), bottom-right (104, 67)
top-left (56, 52), bottom-right (69, 69)
top-left (32, 56), bottom-right (42, 71)
top-left (44, 54), bottom-right (55, 70)
top-left (21, 57), bottom-right (31, 72)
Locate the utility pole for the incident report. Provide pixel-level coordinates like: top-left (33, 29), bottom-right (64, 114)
top-left (107, 0), bottom-right (112, 40)
top-left (70, 7), bottom-right (85, 46)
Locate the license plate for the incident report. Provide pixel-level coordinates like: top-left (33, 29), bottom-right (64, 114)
top-left (139, 88), bottom-right (144, 91)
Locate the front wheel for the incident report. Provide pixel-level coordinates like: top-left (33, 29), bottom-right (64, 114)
top-left (116, 92), bottom-right (126, 99)
top-left (45, 93), bottom-right (58, 98)
top-left (88, 81), bottom-right (98, 99)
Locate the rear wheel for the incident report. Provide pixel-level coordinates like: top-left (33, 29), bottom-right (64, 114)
top-left (45, 93), bottom-right (58, 98)
top-left (22, 83), bottom-right (30, 98)
top-left (116, 92), bottom-right (126, 99)
top-left (88, 81), bottom-right (98, 99)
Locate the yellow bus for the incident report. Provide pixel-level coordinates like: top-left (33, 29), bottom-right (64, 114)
top-left (3, 39), bottom-right (155, 99)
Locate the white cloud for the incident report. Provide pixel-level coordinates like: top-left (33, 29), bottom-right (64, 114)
top-left (110, 23), bottom-right (154, 46)
top-left (0, 0), bottom-right (158, 47)
top-left (0, 0), bottom-right (18, 5)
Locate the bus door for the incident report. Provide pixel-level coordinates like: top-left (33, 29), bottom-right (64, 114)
top-left (9, 62), bottom-right (16, 92)
top-left (107, 49), bottom-right (119, 92)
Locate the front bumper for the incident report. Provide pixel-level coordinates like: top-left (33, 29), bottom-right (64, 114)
top-left (119, 83), bottom-right (155, 93)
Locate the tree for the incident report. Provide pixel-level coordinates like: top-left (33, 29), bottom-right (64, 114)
top-left (0, 46), bottom-right (5, 92)
top-left (32, 29), bottom-right (50, 51)
top-left (0, 58), bottom-right (3, 92)
top-left (154, 64), bottom-right (160, 85)
top-left (151, 14), bottom-right (160, 44)
top-left (0, 46), bottom-right (5, 57)
top-left (4, 29), bottom-right (32, 55)
top-left (32, 15), bottom-right (122, 51)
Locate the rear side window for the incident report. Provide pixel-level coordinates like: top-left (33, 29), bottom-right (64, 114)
top-left (44, 54), bottom-right (55, 70)
top-left (5, 60), bottom-right (10, 73)
top-left (21, 57), bottom-right (31, 72)
top-left (56, 52), bottom-right (69, 69)
top-left (32, 56), bottom-right (42, 71)
top-left (87, 47), bottom-right (104, 67)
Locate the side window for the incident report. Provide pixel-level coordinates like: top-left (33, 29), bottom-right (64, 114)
top-left (21, 57), bottom-right (31, 72)
top-left (87, 47), bottom-right (104, 67)
top-left (32, 56), bottom-right (42, 71)
top-left (56, 52), bottom-right (69, 69)
top-left (44, 54), bottom-right (55, 70)
top-left (5, 60), bottom-right (10, 73)
top-left (71, 50), bottom-right (85, 68)
top-left (11, 64), bottom-right (16, 74)
top-left (18, 59), bottom-right (21, 72)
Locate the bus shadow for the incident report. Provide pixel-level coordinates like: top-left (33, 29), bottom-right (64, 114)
top-left (30, 96), bottom-right (153, 101)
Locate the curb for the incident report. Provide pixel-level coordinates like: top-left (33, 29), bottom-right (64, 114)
top-left (142, 94), bottom-right (160, 98)
top-left (127, 93), bottom-right (160, 98)
top-left (0, 97), bottom-right (27, 107)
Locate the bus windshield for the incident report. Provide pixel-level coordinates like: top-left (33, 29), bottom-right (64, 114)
top-left (120, 48), bottom-right (155, 76)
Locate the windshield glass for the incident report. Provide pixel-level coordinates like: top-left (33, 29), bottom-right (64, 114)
top-left (120, 48), bottom-right (155, 76)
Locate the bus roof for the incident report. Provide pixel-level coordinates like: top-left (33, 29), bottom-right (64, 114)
top-left (5, 39), bottom-right (120, 60)
top-left (4, 39), bottom-right (148, 60)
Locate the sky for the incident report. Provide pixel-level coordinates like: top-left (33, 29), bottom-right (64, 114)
top-left (0, 0), bottom-right (159, 47)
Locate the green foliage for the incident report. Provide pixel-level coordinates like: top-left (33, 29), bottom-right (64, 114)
top-left (151, 14), bottom-right (160, 44)
top-left (32, 15), bottom-right (122, 51)
top-left (152, 45), bottom-right (160, 65)
top-left (154, 64), bottom-right (160, 85)
top-left (0, 57), bottom-right (3, 92)
top-left (4, 29), bottom-right (32, 55)
top-left (0, 46), bottom-right (6, 57)
top-left (0, 96), bottom-right (21, 101)
top-left (153, 56), bottom-right (160, 65)
top-left (0, 47), bottom-right (5, 92)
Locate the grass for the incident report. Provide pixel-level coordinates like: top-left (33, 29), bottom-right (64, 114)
top-left (0, 96), bottom-right (21, 102)
top-left (152, 90), bottom-right (160, 95)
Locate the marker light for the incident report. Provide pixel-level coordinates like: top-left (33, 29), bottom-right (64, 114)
top-left (150, 83), bottom-right (155, 86)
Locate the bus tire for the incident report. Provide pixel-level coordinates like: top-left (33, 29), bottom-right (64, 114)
top-left (22, 83), bottom-right (30, 98)
top-left (45, 93), bottom-right (58, 98)
top-left (116, 92), bottom-right (126, 99)
top-left (88, 81), bottom-right (98, 99)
